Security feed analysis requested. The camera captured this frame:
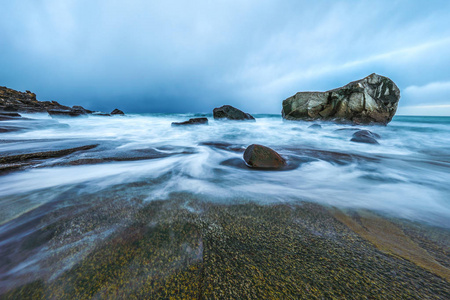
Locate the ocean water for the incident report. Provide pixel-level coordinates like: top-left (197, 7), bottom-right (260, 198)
top-left (0, 113), bottom-right (449, 290)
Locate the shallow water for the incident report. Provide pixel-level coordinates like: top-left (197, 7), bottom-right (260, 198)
top-left (1, 114), bottom-right (449, 224)
top-left (0, 113), bottom-right (449, 291)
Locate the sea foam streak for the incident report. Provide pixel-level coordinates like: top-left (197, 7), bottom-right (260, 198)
top-left (1, 114), bottom-right (449, 226)
top-left (1, 113), bottom-right (450, 291)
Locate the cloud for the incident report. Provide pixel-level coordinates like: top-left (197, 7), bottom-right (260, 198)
top-left (1, 0), bottom-right (450, 114)
top-left (403, 81), bottom-right (450, 105)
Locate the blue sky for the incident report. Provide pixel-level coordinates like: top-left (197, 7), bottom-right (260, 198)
top-left (1, 0), bottom-right (450, 115)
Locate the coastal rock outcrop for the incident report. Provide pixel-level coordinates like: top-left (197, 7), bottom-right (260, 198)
top-left (1, 86), bottom-right (75, 113)
top-left (111, 108), bottom-right (125, 115)
top-left (243, 144), bottom-right (286, 169)
top-left (172, 117), bottom-right (208, 126)
top-left (281, 73), bottom-right (400, 125)
top-left (213, 105), bottom-right (255, 120)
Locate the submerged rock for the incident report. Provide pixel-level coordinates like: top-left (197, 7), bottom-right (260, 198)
top-left (243, 144), bottom-right (286, 169)
top-left (350, 130), bottom-right (380, 144)
top-left (282, 73), bottom-right (400, 125)
top-left (172, 118), bottom-right (208, 126)
top-left (111, 108), bottom-right (125, 115)
top-left (308, 124), bottom-right (322, 129)
top-left (213, 105), bottom-right (255, 120)
top-left (91, 112), bottom-right (111, 116)
top-left (0, 144), bottom-right (98, 164)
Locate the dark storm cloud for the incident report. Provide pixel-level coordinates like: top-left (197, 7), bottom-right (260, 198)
top-left (1, 0), bottom-right (450, 114)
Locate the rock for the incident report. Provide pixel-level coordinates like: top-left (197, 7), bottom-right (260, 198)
top-left (0, 144), bottom-right (98, 164)
top-left (72, 106), bottom-right (92, 114)
top-left (172, 117), bottom-right (208, 126)
top-left (350, 130), bottom-right (380, 144)
top-left (0, 86), bottom-right (95, 115)
top-left (0, 112), bottom-right (22, 121)
top-left (47, 109), bottom-right (87, 118)
top-left (335, 127), bottom-right (361, 132)
top-left (282, 73), bottom-right (400, 125)
top-left (91, 112), bottom-right (111, 116)
top-left (111, 108), bottom-right (125, 115)
top-left (243, 144), bottom-right (286, 169)
top-left (308, 124), bottom-right (322, 129)
top-left (213, 105), bottom-right (255, 120)
top-left (0, 112), bottom-right (21, 117)
top-left (0, 86), bottom-right (69, 112)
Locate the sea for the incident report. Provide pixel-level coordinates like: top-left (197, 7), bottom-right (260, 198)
top-left (0, 113), bottom-right (449, 291)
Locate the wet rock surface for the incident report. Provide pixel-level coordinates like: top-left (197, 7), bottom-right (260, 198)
top-left (0, 118), bottom-right (69, 133)
top-left (213, 105), bottom-right (255, 120)
top-left (172, 117), bottom-right (208, 126)
top-left (0, 112), bottom-right (22, 121)
top-left (308, 124), bottom-right (322, 129)
top-left (243, 144), bottom-right (287, 169)
top-left (282, 73), bottom-right (400, 125)
top-left (199, 141), bottom-right (245, 152)
top-left (1, 197), bottom-right (449, 299)
top-left (351, 130), bottom-right (381, 144)
top-left (47, 109), bottom-right (87, 118)
top-left (0, 144), bottom-right (99, 172)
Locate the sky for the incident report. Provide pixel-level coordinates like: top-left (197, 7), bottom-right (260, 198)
top-left (1, 0), bottom-right (450, 115)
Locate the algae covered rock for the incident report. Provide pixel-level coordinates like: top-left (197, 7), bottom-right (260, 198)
top-left (243, 144), bottom-right (286, 169)
top-left (282, 73), bottom-right (400, 125)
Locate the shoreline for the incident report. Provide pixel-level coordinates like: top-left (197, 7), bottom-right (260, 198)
top-left (2, 198), bottom-right (449, 298)
top-left (1, 112), bottom-right (449, 298)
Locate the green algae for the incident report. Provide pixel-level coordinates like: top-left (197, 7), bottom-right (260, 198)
top-left (3, 199), bottom-right (449, 299)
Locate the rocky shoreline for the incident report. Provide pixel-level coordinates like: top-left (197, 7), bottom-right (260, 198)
top-left (1, 77), bottom-right (449, 298)
top-left (0, 86), bottom-right (123, 117)
top-left (2, 197), bottom-right (449, 299)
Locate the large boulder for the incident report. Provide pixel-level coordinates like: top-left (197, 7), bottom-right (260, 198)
top-left (243, 144), bottom-right (286, 169)
top-left (213, 105), bottom-right (255, 120)
top-left (281, 73), bottom-right (400, 125)
top-left (172, 117), bottom-right (208, 126)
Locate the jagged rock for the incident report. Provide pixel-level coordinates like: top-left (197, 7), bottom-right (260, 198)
top-left (213, 105), bottom-right (255, 120)
top-left (350, 130), bottom-right (380, 144)
top-left (243, 144), bottom-right (286, 169)
top-left (111, 108), bottom-right (125, 115)
top-left (172, 117), bottom-right (208, 126)
top-left (0, 86), bottom-right (93, 115)
top-left (1, 86), bottom-right (67, 112)
top-left (282, 73), bottom-right (400, 125)
top-left (72, 106), bottom-right (92, 114)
